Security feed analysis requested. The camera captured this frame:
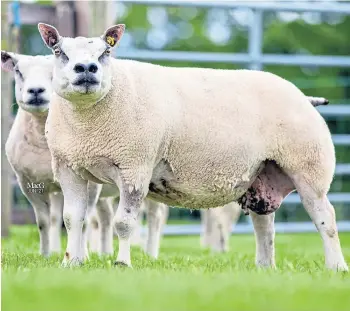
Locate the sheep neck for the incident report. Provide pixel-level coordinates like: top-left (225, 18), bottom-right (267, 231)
top-left (20, 109), bottom-right (49, 149)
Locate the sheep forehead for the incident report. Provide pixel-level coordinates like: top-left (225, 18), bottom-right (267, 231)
top-left (16, 55), bottom-right (53, 77)
top-left (60, 37), bottom-right (107, 58)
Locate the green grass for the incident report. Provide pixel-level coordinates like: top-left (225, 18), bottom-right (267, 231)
top-left (2, 226), bottom-right (350, 311)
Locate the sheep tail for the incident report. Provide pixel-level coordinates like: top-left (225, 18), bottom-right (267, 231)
top-left (306, 96), bottom-right (329, 107)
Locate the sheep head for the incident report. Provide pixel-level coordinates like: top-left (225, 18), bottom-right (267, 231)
top-left (37, 23), bottom-right (125, 107)
top-left (1, 51), bottom-right (53, 114)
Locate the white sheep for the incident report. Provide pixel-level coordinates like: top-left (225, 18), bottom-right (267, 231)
top-left (1, 52), bottom-right (63, 256)
top-left (38, 23), bottom-right (348, 271)
top-left (0, 52), bottom-right (108, 258)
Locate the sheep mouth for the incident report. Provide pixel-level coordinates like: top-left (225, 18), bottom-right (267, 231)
top-left (72, 76), bottom-right (100, 94)
top-left (26, 98), bottom-right (49, 106)
top-left (72, 77), bottom-right (99, 87)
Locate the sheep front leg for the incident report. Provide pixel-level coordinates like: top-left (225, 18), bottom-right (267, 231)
top-left (17, 176), bottom-right (50, 256)
top-left (48, 192), bottom-right (64, 253)
top-left (114, 184), bottom-right (144, 267)
top-left (58, 166), bottom-right (88, 267)
top-left (250, 211), bottom-right (275, 268)
top-left (32, 200), bottom-right (50, 257)
top-left (29, 197), bottom-right (50, 256)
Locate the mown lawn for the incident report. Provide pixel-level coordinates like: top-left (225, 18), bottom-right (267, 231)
top-left (2, 226), bottom-right (350, 311)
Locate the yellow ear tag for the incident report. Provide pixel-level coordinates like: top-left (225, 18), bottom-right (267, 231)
top-left (106, 36), bottom-right (115, 46)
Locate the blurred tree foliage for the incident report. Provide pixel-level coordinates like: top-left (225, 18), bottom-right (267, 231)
top-left (5, 1), bottom-right (350, 220)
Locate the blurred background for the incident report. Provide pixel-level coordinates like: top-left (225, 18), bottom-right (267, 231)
top-left (1, 0), bottom-right (350, 237)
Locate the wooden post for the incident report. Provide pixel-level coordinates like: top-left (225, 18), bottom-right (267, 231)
top-left (90, 1), bottom-right (107, 36)
top-left (1, 1), bottom-right (13, 237)
top-left (54, 0), bottom-right (75, 37)
top-left (74, 0), bottom-right (115, 37)
top-left (74, 0), bottom-right (90, 36)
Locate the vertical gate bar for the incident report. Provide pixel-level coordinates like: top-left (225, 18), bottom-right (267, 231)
top-left (248, 9), bottom-right (263, 70)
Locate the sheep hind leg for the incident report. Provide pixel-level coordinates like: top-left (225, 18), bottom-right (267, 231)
top-left (250, 212), bottom-right (275, 268)
top-left (200, 209), bottom-right (212, 249)
top-left (210, 222), bottom-right (227, 253)
top-left (288, 174), bottom-right (348, 271)
top-left (144, 200), bottom-right (167, 259)
top-left (208, 207), bottom-right (229, 253)
top-left (220, 202), bottom-right (242, 253)
top-left (238, 161), bottom-right (294, 268)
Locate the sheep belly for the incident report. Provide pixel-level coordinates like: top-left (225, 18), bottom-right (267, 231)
top-left (147, 159), bottom-right (263, 209)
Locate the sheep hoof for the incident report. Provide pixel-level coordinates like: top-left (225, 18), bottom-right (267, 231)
top-left (61, 257), bottom-right (83, 268)
top-left (211, 247), bottom-right (228, 254)
top-left (114, 261), bottom-right (132, 268)
top-left (256, 261), bottom-right (276, 269)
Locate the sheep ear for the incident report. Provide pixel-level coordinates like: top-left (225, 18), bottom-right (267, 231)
top-left (101, 24), bottom-right (125, 48)
top-left (1, 50), bottom-right (18, 72)
top-left (38, 23), bottom-right (61, 49)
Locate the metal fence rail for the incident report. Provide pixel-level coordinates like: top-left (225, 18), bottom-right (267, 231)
top-left (153, 221), bottom-right (350, 236)
top-left (117, 0), bottom-right (350, 71)
top-left (116, 49), bottom-right (350, 68)
top-left (317, 105), bottom-right (350, 117)
top-left (285, 193), bottom-right (350, 204)
top-left (120, 0), bottom-right (350, 13)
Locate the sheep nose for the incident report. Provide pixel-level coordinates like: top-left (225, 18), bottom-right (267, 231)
top-left (73, 63), bottom-right (86, 73)
top-left (28, 87), bottom-right (45, 96)
top-left (88, 63), bottom-right (98, 73)
top-left (73, 63), bottom-right (98, 74)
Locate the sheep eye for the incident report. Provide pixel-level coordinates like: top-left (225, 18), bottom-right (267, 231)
top-left (98, 48), bottom-right (111, 63)
top-left (15, 68), bottom-right (23, 79)
top-left (54, 48), bottom-right (69, 63)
